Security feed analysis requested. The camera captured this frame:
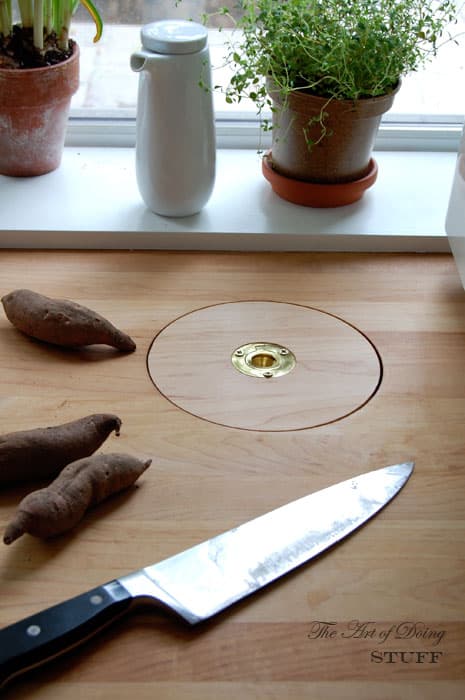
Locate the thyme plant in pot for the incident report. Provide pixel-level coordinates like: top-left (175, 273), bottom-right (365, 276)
top-left (0, 1), bottom-right (103, 176)
top-left (217, 0), bottom-right (458, 206)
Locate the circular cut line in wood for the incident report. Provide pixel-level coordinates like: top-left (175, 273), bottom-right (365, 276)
top-left (146, 301), bottom-right (383, 432)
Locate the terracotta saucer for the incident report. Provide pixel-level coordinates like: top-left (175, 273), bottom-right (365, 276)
top-left (262, 152), bottom-right (378, 208)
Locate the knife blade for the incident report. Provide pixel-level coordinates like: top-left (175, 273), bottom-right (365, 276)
top-left (0, 461), bottom-right (413, 688)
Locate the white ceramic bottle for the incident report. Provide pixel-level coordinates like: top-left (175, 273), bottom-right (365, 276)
top-left (130, 20), bottom-right (216, 217)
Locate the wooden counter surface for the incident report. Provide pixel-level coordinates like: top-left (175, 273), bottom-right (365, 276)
top-left (0, 250), bottom-right (464, 699)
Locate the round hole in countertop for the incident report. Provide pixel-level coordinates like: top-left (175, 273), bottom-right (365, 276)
top-left (146, 301), bottom-right (383, 432)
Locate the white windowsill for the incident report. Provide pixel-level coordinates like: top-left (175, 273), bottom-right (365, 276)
top-left (0, 148), bottom-right (457, 252)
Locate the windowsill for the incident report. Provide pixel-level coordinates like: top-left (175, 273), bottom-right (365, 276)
top-left (0, 148), bottom-right (456, 252)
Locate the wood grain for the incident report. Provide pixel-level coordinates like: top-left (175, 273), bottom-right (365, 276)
top-left (147, 300), bottom-right (382, 430)
top-left (0, 250), bottom-right (464, 699)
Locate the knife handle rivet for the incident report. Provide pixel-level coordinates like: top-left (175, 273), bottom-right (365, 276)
top-left (26, 625), bottom-right (41, 637)
top-left (90, 594), bottom-right (104, 606)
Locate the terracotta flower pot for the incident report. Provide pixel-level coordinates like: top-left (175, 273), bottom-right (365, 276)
top-left (0, 43), bottom-right (79, 177)
top-left (262, 151), bottom-right (378, 208)
top-left (267, 80), bottom-right (399, 186)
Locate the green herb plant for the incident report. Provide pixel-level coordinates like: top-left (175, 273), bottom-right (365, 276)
top-left (207, 0), bottom-right (459, 138)
top-left (0, 0), bottom-right (102, 67)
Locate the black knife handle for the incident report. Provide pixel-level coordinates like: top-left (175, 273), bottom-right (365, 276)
top-left (0, 580), bottom-right (132, 689)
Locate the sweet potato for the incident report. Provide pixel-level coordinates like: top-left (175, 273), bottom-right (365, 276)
top-left (1, 289), bottom-right (136, 352)
top-left (3, 453), bottom-right (151, 543)
top-left (0, 413), bottom-right (122, 485)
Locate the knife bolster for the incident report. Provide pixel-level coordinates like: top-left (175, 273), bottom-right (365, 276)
top-left (118, 570), bottom-right (202, 625)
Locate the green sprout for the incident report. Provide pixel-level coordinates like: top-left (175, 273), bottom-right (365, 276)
top-left (203, 0), bottom-right (459, 108)
top-left (0, 0), bottom-right (102, 53)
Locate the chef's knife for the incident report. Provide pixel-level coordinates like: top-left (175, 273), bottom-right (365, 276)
top-left (0, 461), bottom-right (413, 688)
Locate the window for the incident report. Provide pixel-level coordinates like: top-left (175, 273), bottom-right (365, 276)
top-left (70, 1), bottom-right (465, 149)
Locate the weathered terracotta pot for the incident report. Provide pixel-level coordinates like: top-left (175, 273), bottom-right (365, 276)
top-left (267, 80), bottom-right (399, 186)
top-left (0, 43), bottom-right (79, 177)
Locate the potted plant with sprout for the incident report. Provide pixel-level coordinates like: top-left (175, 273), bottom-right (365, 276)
top-left (210, 0), bottom-right (459, 207)
top-left (0, 1), bottom-right (103, 176)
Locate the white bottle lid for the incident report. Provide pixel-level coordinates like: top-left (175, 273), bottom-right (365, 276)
top-left (141, 20), bottom-right (208, 55)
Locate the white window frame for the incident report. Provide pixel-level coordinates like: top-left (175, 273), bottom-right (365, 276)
top-left (0, 14), bottom-right (463, 254)
top-left (67, 19), bottom-right (465, 153)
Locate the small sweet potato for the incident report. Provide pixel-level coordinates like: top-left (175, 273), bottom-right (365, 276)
top-left (0, 413), bottom-right (122, 485)
top-left (1, 289), bottom-right (136, 352)
top-left (3, 453), bottom-right (152, 543)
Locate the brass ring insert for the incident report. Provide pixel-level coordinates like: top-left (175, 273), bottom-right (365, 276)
top-left (232, 342), bottom-right (296, 379)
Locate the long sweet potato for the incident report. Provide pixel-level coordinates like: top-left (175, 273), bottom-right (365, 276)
top-left (0, 413), bottom-right (122, 485)
top-left (3, 453), bottom-right (152, 543)
top-left (1, 289), bottom-right (136, 352)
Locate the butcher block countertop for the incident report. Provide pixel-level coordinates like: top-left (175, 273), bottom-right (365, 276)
top-left (0, 249), bottom-right (465, 699)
